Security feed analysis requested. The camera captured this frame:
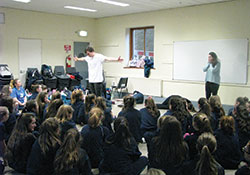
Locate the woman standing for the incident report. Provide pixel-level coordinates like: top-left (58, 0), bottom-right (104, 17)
top-left (203, 52), bottom-right (221, 100)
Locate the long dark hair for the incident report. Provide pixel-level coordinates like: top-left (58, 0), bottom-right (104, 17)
top-left (54, 128), bottom-right (81, 175)
top-left (209, 52), bottom-right (218, 67)
top-left (107, 117), bottom-right (132, 149)
top-left (88, 107), bottom-right (103, 128)
top-left (235, 105), bottom-right (250, 134)
top-left (196, 132), bottom-right (218, 175)
top-left (36, 91), bottom-right (48, 120)
top-left (122, 95), bottom-right (135, 111)
top-left (51, 91), bottom-right (61, 101)
top-left (38, 118), bottom-right (61, 154)
top-left (55, 105), bottom-right (74, 123)
top-left (45, 99), bottom-right (64, 119)
top-left (71, 89), bottom-right (84, 105)
top-left (220, 116), bottom-right (235, 135)
top-left (7, 113), bottom-right (36, 153)
top-left (193, 113), bottom-right (213, 134)
top-left (209, 95), bottom-right (225, 118)
top-left (169, 97), bottom-right (189, 123)
top-left (95, 96), bottom-right (107, 111)
top-left (198, 98), bottom-right (211, 117)
top-left (1, 85), bottom-right (11, 96)
top-left (85, 94), bottom-right (96, 114)
top-left (0, 95), bottom-right (14, 113)
top-left (21, 100), bottom-right (37, 115)
top-left (145, 97), bottom-right (160, 118)
top-left (154, 116), bottom-right (188, 165)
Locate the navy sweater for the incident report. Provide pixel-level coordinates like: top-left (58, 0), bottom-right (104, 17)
top-left (60, 120), bottom-right (76, 141)
top-left (7, 133), bottom-right (36, 173)
top-left (27, 140), bottom-right (60, 175)
top-left (3, 113), bottom-right (16, 142)
top-left (81, 124), bottom-right (110, 168)
top-left (184, 131), bottom-right (202, 160)
top-left (140, 108), bottom-right (160, 132)
top-left (71, 100), bottom-right (87, 125)
top-left (215, 129), bottom-right (242, 169)
top-left (102, 108), bottom-right (113, 133)
top-left (101, 135), bottom-right (146, 175)
top-left (235, 164), bottom-right (250, 175)
top-left (118, 108), bottom-right (142, 143)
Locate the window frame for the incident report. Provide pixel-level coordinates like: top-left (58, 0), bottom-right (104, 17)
top-left (129, 26), bottom-right (154, 61)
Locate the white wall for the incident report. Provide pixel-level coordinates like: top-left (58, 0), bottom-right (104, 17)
top-left (96, 0), bottom-right (250, 105)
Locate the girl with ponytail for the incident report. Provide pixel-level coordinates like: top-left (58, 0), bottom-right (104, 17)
top-left (215, 116), bottom-right (241, 169)
top-left (101, 117), bottom-right (148, 175)
top-left (81, 107), bottom-right (110, 168)
top-left (185, 112), bottom-right (213, 160)
top-left (118, 95), bottom-right (143, 143)
top-left (54, 128), bottom-right (92, 175)
top-left (209, 95), bottom-right (225, 130)
top-left (140, 97), bottom-right (160, 143)
top-left (183, 132), bottom-right (224, 175)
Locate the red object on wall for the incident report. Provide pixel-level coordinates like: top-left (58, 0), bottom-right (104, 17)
top-left (66, 55), bottom-right (71, 67)
top-left (138, 51), bottom-right (144, 56)
top-left (149, 52), bottom-right (154, 57)
top-left (64, 45), bottom-right (71, 52)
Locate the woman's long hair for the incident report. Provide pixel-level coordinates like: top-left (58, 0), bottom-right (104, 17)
top-left (154, 116), bottom-right (188, 165)
top-left (36, 91), bottom-right (48, 120)
top-left (209, 95), bottom-right (225, 118)
top-left (45, 99), bottom-right (64, 119)
top-left (169, 97), bottom-right (189, 123)
top-left (38, 118), bottom-right (61, 154)
top-left (198, 98), bottom-right (211, 117)
top-left (71, 89), bottom-right (84, 105)
top-left (235, 105), bottom-right (250, 134)
top-left (219, 116), bottom-right (235, 135)
top-left (196, 132), bottom-right (218, 175)
top-left (21, 100), bottom-right (37, 115)
top-left (85, 94), bottom-right (96, 114)
top-left (88, 107), bottom-right (103, 128)
top-left (209, 52), bottom-right (218, 67)
top-left (55, 105), bottom-right (74, 123)
top-left (51, 91), bottom-right (62, 101)
top-left (122, 95), bottom-right (135, 111)
top-left (0, 95), bottom-right (14, 113)
top-left (54, 128), bottom-right (81, 175)
top-left (7, 113), bottom-right (36, 154)
top-left (107, 117), bottom-right (132, 149)
top-left (95, 96), bottom-right (107, 111)
top-left (193, 113), bottom-right (213, 134)
top-left (145, 97), bottom-right (160, 118)
top-left (1, 85), bottom-right (11, 96)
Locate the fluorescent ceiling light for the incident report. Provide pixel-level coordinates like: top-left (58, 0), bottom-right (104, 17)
top-left (13, 0), bottom-right (31, 3)
top-left (96, 0), bottom-right (129, 7)
top-left (64, 6), bottom-right (97, 12)
top-left (78, 30), bottom-right (88, 37)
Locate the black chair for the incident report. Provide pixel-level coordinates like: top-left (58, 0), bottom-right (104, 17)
top-left (25, 68), bottom-right (43, 91)
top-left (66, 67), bottom-right (81, 90)
top-left (0, 64), bottom-right (13, 90)
top-left (41, 64), bottom-right (57, 89)
top-left (54, 66), bottom-right (70, 90)
top-left (111, 77), bottom-right (128, 98)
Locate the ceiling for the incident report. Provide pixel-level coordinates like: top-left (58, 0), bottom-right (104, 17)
top-left (0, 0), bottom-right (233, 18)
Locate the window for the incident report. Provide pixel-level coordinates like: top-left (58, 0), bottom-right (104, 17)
top-left (130, 26), bottom-right (154, 62)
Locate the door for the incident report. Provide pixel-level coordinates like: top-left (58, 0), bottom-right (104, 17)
top-left (19, 39), bottom-right (42, 87)
top-left (74, 42), bottom-right (89, 88)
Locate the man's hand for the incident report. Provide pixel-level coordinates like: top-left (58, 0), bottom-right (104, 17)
top-left (74, 56), bottom-right (78, 61)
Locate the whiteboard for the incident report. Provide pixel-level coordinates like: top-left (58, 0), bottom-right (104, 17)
top-left (173, 39), bottom-right (248, 84)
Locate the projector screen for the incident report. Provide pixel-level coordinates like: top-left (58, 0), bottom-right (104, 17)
top-left (173, 39), bottom-right (248, 84)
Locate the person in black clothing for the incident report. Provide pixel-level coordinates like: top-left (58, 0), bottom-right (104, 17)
top-left (100, 117), bottom-right (148, 175)
top-left (183, 132), bottom-right (225, 175)
top-left (81, 107), bottom-right (110, 168)
top-left (118, 95), bottom-right (142, 143)
top-left (55, 105), bottom-right (76, 141)
top-left (148, 116), bottom-right (189, 175)
top-left (235, 141), bottom-right (250, 175)
top-left (95, 96), bottom-right (114, 132)
top-left (36, 91), bottom-right (49, 124)
top-left (140, 97), bottom-right (160, 143)
top-left (209, 95), bottom-right (225, 131)
top-left (215, 116), bottom-right (242, 169)
top-left (27, 118), bottom-right (61, 175)
top-left (54, 128), bottom-right (93, 175)
top-left (28, 84), bottom-right (42, 101)
top-left (185, 112), bottom-right (213, 160)
top-left (85, 94), bottom-right (96, 115)
top-left (71, 89), bottom-right (87, 125)
top-left (44, 99), bottom-right (64, 120)
top-left (235, 105), bottom-right (250, 150)
top-left (5, 113), bottom-right (37, 173)
top-left (228, 96), bottom-right (248, 116)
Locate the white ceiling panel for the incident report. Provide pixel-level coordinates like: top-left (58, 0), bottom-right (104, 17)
top-left (0, 0), bottom-right (234, 18)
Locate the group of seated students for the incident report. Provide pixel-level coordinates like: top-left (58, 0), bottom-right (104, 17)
top-left (0, 78), bottom-right (249, 175)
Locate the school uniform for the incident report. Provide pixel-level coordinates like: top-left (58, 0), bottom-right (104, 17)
top-left (182, 155), bottom-right (225, 175)
top-left (234, 117), bottom-right (250, 150)
top-left (0, 122), bottom-right (4, 174)
top-left (148, 139), bottom-right (189, 175)
top-left (102, 108), bottom-right (113, 132)
top-left (100, 135), bottom-right (148, 175)
top-left (184, 131), bottom-right (201, 160)
top-left (211, 111), bottom-right (220, 131)
top-left (140, 108), bottom-right (160, 143)
top-left (60, 120), bottom-right (76, 141)
top-left (27, 140), bottom-right (60, 175)
top-left (235, 163), bottom-right (250, 175)
top-left (7, 133), bottom-right (36, 173)
top-left (55, 148), bottom-right (93, 175)
top-left (118, 107), bottom-right (142, 143)
top-left (3, 113), bottom-right (16, 142)
top-left (215, 129), bottom-right (242, 169)
top-left (80, 124), bottom-right (110, 168)
top-left (71, 100), bottom-right (87, 125)
top-left (28, 92), bottom-right (38, 101)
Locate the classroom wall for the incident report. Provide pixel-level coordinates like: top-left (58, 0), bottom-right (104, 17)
top-left (0, 7), bottom-right (96, 78)
top-left (96, 0), bottom-right (250, 105)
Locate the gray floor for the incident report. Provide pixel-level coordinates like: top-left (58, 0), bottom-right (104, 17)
top-left (4, 97), bottom-right (236, 175)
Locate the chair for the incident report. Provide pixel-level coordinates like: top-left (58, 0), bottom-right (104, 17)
top-left (54, 66), bottom-right (70, 90)
top-left (41, 64), bottom-right (57, 89)
top-left (0, 64), bottom-right (13, 90)
top-left (25, 68), bottom-right (43, 90)
top-left (66, 67), bottom-right (81, 90)
top-left (111, 77), bottom-right (128, 98)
